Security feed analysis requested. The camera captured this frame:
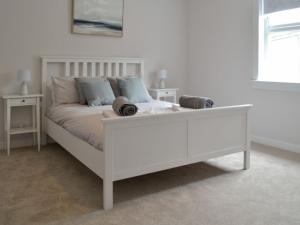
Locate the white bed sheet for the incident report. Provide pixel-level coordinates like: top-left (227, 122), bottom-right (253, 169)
top-left (47, 100), bottom-right (187, 151)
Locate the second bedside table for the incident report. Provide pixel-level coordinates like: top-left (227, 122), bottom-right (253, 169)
top-left (149, 88), bottom-right (178, 103)
top-left (2, 94), bottom-right (43, 156)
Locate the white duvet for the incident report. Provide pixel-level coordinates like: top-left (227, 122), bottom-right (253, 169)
top-left (47, 101), bottom-right (188, 151)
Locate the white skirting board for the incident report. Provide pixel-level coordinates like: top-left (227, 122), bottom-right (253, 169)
top-left (1, 136), bottom-right (300, 155)
top-left (252, 135), bottom-right (300, 154)
top-left (1, 136), bottom-right (299, 155)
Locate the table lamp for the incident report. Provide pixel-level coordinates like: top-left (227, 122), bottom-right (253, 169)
top-left (158, 69), bottom-right (168, 89)
top-left (17, 70), bottom-right (31, 95)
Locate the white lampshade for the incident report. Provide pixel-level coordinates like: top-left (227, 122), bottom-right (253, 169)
top-left (17, 70), bottom-right (31, 82)
top-left (159, 69), bottom-right (168, 80)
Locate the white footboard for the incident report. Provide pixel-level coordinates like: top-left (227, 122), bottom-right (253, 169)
top-left (102, 105), bottom-right (252, 210)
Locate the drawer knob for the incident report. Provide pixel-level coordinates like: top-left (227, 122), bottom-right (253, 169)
top-left (22, 99), bottom-right (25, 103)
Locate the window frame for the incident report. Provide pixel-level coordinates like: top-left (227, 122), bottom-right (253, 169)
top-left (253, 0), bottom-right (300, 92)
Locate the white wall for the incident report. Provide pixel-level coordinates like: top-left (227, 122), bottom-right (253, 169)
top-left (188, 0), bottom-right (300, 153)
top-left (2, 0), bottom-right (299, 153)
top-left (0, 0), bottom-right (188, 149)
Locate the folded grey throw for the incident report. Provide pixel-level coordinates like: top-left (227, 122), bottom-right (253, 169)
top-left (112, 97), bottom-right (138, 116)
top-left (179, 95), bottom-right (214, 109)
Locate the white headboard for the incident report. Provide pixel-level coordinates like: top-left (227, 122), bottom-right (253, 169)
top-left (41, 56), bottom-right (145, 143)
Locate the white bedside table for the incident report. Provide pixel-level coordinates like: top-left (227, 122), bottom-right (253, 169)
top-left (2, 94), bottom-right (43, 156)
top-left (149, 88), bottom-right (178, 103)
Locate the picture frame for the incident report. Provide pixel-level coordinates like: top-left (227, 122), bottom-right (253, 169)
top-left (72, 0), bottom-right (124, 37)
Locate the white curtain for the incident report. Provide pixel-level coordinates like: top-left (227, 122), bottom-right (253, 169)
top-left (264, 0), bottom-right (300, 14)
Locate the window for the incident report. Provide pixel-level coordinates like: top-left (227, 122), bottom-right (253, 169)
top-left (258, 0), bottom-right (300, 84)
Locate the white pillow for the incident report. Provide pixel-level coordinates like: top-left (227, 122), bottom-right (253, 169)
top-left (52, 77), bottom-right (79, 105)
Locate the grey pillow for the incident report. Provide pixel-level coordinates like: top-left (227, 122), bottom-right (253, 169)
top-left (108, 78), bottom-right (121, 97)
top-left (75, 80), bottom-right (86, 104)
top-left (76, 78), bottom-right (115, 106)
top-left (117, 77), bottom-right (152, 103)
top-left (75, 77), bottom-right (105, 104)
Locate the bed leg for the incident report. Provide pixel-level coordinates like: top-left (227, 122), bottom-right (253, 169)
top-left (103, 178), bottom-right (113, 210)
top-left (244, 151), bottom-right (250, 170)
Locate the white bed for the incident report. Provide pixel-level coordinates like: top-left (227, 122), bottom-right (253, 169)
top-left (42, 56), bottom-right (252, 210)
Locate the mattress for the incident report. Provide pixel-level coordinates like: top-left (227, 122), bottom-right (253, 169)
top-left (47, 100), bottom-right (185, 151)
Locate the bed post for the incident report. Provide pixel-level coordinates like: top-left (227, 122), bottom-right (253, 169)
top-left (244, 110), bottom-right (251, 170)
top-left (103, 124), bottom-right (114, 210)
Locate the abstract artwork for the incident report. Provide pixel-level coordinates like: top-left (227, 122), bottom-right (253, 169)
top-left (73, 0), bottom-right (124, 37)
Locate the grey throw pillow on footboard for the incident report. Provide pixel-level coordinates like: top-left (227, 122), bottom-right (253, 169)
top-left (179, 96), bottom-right (214, 109)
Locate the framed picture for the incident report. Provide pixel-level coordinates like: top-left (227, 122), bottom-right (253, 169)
top-left (72, 0), bottom-right (124, 37)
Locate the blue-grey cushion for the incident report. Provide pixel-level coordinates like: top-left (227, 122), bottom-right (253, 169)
top-left (76, 77), bottom-right (121, 104)
top-left (76, 78), bottom-right (115, 106)
top-left (75, 77), bottom-right (107, 104)
top-left (117, 77), bottom-right (152, 103)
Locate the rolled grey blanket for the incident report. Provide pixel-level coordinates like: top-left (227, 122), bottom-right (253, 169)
top-left (179, 95), bottom-right (214, 109)
top-left (112, 96), bottom-right (138, 116)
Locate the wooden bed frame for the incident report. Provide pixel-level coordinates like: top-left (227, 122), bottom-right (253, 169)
top-left (41, 56), bottom-right (252, 210)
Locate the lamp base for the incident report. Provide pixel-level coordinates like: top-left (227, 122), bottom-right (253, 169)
top-left (20, 82), bottom-right (29, 95)
top-left (159, 79), bottom-right (166, 89)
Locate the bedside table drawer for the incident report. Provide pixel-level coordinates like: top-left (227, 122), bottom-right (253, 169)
top-left (10, 98), bottom-right (37, 106)
top-left (148, 88), bottom-right (178, 103)
top-left (160, 90), bottom-right (176, 96)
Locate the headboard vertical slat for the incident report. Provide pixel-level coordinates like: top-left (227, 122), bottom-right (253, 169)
top-left (91, 63), bottom-right (96, 77)
top-left (115, 62), bottom-right (120, 77)
top-left (122, 63), bottom-right (127, 77)
top-left (107, 62), bottom-right (112, 77)
top-left (74, 62), bottom-right (79, 77)
top-left (100, 62), bottom-right (104, 77)
top-left (82, 62), bottom-right (88, 77)
top-left (140, 62), bottom-right (145, 77)
top-left (65, 62), bottom-right (70, 77)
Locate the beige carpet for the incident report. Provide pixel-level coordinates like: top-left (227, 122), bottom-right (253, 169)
top-left (0, 143), bottom-right (299, 225)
